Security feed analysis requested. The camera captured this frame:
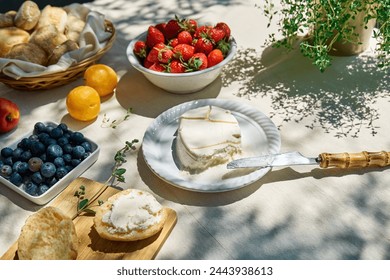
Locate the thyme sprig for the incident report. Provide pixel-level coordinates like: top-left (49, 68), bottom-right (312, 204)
top-left (74, 139), bottom-right (139, 216)
top-left (74, 185), bottom-right (104, 215)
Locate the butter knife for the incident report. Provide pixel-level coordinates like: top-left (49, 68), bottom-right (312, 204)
top-left (227, 151), bottom-right (390, 169)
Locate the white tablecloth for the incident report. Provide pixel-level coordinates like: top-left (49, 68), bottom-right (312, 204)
top-left (1, 0), bottom-right (389, 260)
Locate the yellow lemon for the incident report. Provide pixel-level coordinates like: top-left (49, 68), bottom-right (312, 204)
top-left (84, 64), bottom-right (118, 97)
top-left (66, 86), bottom-right (101, 121)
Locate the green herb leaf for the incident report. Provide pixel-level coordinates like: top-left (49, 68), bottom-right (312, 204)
top-left (78, 198), bottom-right (89, 211)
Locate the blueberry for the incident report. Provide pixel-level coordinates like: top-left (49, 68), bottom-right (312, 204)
top-left (70, 132), bottom-right (85, 144)
top-left (82, 152), bottom-right (91, 160)
top-left (57, 137), bottom-right (69, 147)
top-left (56, 166), bottom-right (68, 179)
top-left (62, 143), bottom-right (73, 154)
top-left (0, 165), bottom-right (12, 177)
top-left (37, 132), bottom-right (50, 143)
top-left (28, 134), bottom-right (39, 141)
top-left (63, 132), bottom-right (71, 139)
top-left (1, 147), bottom-right (13, 158)
top-left (13, 161), bottom-right (29, 174)
top-left (62, 154), bottom-right (72, 164)
top-left (12, 161), bottom-right (22, 172)
top-left (22, 175), bottom-right (31, 185)
top-left (28, 157), bottom-right (43, 172)
top-left (12, 148), bottom-right (23, 161)
top-left (65, 165), bottom-right (73, 172)
top-left (9, 172), bottom-right (23, 186)
top-left (47, 144), bottom-right (63, 160)
top-left (81, 141), bottom-right (92, 153)
top-left (50, 127), bottom-right (63, 139)
top-left (39, 153), bottom-right (47, 162)
top-left (34, 122), bottom-right (46, 134)
top-left (20, 150), bottom-right (32, 162)
top-left (31, 172), bottom-right (43, 184)
top-left (53, 157), bottom-right (65, 167)
top-left (17, 138), bottom-right (32, 150)
top-left (30, 141), bottom-right (46, 156)
top-left (42, 137), bottom-right (57, 146)
top-left (58, 123), bottom-right (68, 132)
top-left (72, 146), bottom-right (85, 159)
top-left (71, 159), bottom-right (81, 167)
top-left (45, 176), bottom-right (58, 187)
top-left (3, 157), bottom-right (13, 166)
top-left (37, 184), bottom-right (50, 196)
top-left (25, 182), bottom-right (38, 196)
top-left (40, 162), bottom-right (56, 178)
top-left (45, 125), bottom-right (54, 134)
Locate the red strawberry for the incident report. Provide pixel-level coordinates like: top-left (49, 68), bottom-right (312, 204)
top-left (168, 59), bottom-right (186, 73)
top-left (143, 59), bottom-right (153, 68)
top-left (158, 47), bottom-right (174, 64)
top-left (207, 49), bottom-right (224, 67)
top-left (194, 25), bottom-right (212, 39)
top-left (177, 30), bottom-right (193, 45)
top-left (149, 62), bottom-right (166, 72)
top-left (133, 40), bottom-right (147, 58)
top-left (168, 38), bottom-right (179, 48)
top-left (146, 26), bottom-right (165, 48)
top-left (164, 18), bottom-right (182, 40)
top-left (146, 43), bottom-right (173, 64)
top-left (186, 19), bottom-right (198, 34)
top-left (209, 27), bottom-right (226, 45)
top-left (155, 22), bottom-right (166, 33)
top-left (188, 53), bottom-right (208, 71)
top-left (215, 22), bottom-right (231, 39)
top-left (146, 42), bottom-right (165, 63)
top-left (173, 43), bottom-right (195, 62)
top-left (194, 37), bottom-right (213, 55)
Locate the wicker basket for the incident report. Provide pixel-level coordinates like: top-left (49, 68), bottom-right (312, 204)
top-left (0, 20), bottom-right (116, 91)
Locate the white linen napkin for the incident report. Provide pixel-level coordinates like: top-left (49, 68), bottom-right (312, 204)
top-left (0, 3), bottom-right (113, 79)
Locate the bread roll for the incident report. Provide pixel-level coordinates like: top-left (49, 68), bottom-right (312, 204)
top-left (14, 0), bottom-right (41, 31)
top-left (0, 27), bottom-right (30, 57)
top-left (48, 39), bottom-right (79, 65)
top-left (94, 189), bottom-right (167, 241)
top-left (65, 14), bottom-right (86, 42)
top-left (29, 24), bottom-right (68, 54)
top-left (0, 13), bottom-right (15, 28)
top-left (6, 42), bottom-right (48, 65)
top-left (17, 207), bottom-right (78, 260)
top-left (36, 5), bottom-right (68, 33)
top-left (5, 10), bottom-right (17, 17)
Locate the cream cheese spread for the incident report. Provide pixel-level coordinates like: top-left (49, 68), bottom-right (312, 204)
top-left (102, 191), bottom-right (163, 233)
top-left (176, 105), bottom-right (242, 173)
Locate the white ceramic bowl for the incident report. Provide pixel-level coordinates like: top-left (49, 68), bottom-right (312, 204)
top-left (126, 31), bottom-right (237, 94)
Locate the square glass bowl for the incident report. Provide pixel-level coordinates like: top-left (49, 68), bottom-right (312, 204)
top-left (0, 122), bottom-right (100, 205)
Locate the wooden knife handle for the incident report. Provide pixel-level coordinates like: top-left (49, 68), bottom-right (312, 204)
top-left (319, 151), bottom-right (390, 168)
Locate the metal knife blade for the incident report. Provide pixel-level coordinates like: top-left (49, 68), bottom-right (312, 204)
top-left (227, 151), bottom-right (319, 169)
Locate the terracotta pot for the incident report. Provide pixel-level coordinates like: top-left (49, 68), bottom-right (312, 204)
top-left (329, 9), bottom-right (376, 56)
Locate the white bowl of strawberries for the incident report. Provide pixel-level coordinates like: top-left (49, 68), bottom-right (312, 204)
top-left (126, 16), bottom-right (237, 94)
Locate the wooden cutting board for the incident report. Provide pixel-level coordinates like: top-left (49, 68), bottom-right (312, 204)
top-left (1, 177), bottom-right (177, 260)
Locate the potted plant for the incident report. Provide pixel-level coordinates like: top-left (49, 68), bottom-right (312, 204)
top-left (260, 0), bottom-right (389, 72)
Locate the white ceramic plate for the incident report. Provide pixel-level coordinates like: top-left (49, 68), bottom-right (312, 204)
top-left (142, 99), bottom-right (281, 192)
top-left (0, 122), bottom-right (99, 205)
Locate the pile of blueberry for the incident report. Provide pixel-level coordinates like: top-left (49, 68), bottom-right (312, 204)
top-left (0, 122), bottom-right (94, 196)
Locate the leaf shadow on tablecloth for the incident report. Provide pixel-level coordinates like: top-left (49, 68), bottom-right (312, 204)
top-left (221, 45), bottom-right (390, 138)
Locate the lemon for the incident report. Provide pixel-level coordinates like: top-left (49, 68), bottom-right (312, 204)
top-left (84, 64), bottom-right (118, 97)
top-left (66, 86), bottom-right (101, 121)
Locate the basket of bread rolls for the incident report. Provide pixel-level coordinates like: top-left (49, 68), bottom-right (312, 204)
top-left (0, 1), bottom-right (115, 91)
